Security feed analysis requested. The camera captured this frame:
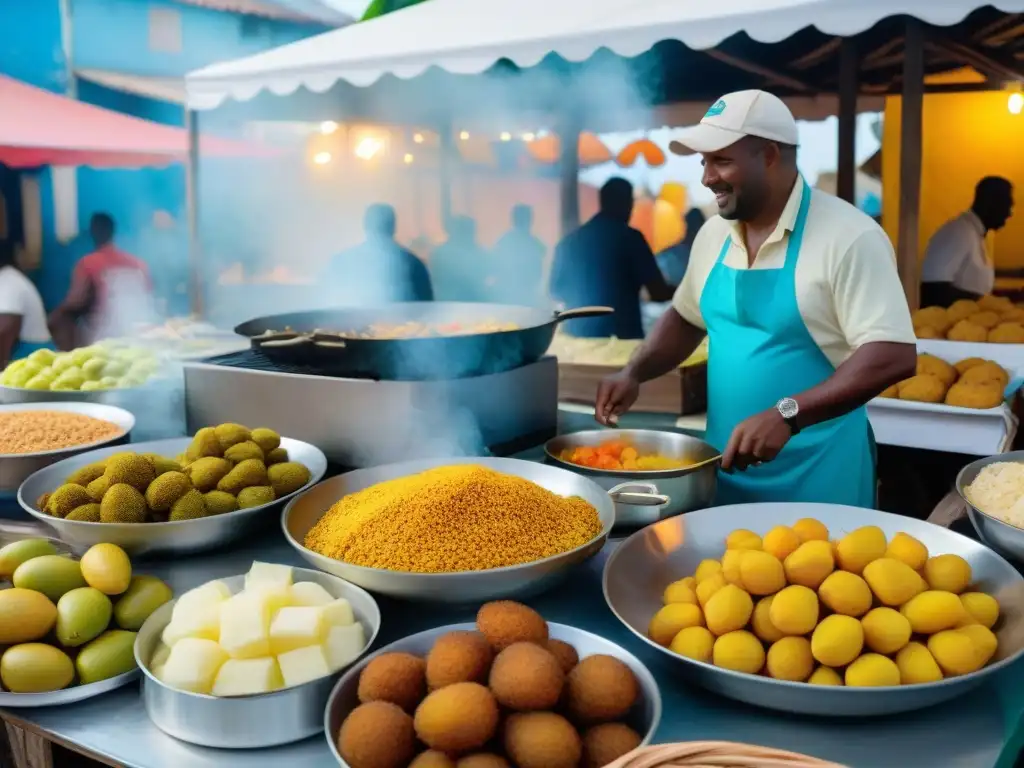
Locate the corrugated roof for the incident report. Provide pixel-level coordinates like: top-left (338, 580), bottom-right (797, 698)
top-left (173, 0), bottom-right (352, 26)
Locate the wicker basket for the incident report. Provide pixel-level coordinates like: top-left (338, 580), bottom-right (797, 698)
top-left (604, 741), bottom-right (846, 768)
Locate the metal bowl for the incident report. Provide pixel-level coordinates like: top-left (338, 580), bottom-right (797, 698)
top-left (957, 451), bottom-right (1024, 563)
top-left (18, 437), bottom-right (327, 557)
top-left (0, 402), bottom-right (135, 495)
top-left (603, 502), bottom-right (1024, 717)
top-left (545, 429), bottom-right (718, 527)
top-left (325, 621), bottom-right (662, 766)
top-left (283, 456), bottom-right (638, 603)
top-left (135, 566), bottom-right (381, 749)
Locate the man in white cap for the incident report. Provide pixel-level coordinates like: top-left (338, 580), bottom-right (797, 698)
top-left (595, 90), bottom-right (916, 508)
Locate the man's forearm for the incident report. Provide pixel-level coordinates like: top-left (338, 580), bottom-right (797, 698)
top-left (624, 308), bottom-right (706, 383)
top-left (792, 341), bottom-right (916, 430)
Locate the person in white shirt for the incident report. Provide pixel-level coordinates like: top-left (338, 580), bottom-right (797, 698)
top-left (920, 177), bottom-right (1014, 307)
top-left (0, 241), bottom-right (54, 367)
top-left (595, 90), bottom-right (916, 508)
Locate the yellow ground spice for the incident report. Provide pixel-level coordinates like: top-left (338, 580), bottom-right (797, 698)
top-left (0, 411), bottom-right (124, 454)
top-left (304, 464), bottom-right (603, 573)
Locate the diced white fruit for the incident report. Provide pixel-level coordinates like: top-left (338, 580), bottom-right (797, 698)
top-left (245, 562), bottom-right (293, 591)
top-left (171, 581), bottom-right (231, 624)
top-left (212, 657), bottom-right (283, 697)
top-left (269, 606), bottom-right (324, 655)
top-left (218, 594), bottom-right (271, 659)
top-left (277, 645), bottom-right (331, 688)
top-left (324, 622), bottom-right (366, 672)
top-left (290, 582), bottom-right (334, 607)
top-left (243, 585), bottom-right (293, 618)
top-left (162, 638), bottom-right (229, 694)
top-left (150, 643), bottom-right (172, 669)
top-left (322, 598), bottom-right (354, 627)
top-left (151, 664), bottom-right (165, 681)
top-left (162, 603), bottom-right (222, 647)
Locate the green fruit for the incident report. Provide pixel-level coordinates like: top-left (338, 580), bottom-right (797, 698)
top-left (0, 588), bottom-right (57, 644)
top-left (75, 629), bottom-right (138, 684)
top-left (1, 644), bottom-right (74, 693)
top-left (13, 554), bottom-right (87, 602)
top-left (113, 576), bottom-right (174, 630)
top-left (56, 587), bottom-right (113, 647)
top-left (0, 538), bottom-right (58, 580)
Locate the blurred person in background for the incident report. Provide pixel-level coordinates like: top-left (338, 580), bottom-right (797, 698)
top-left (430, 215), bottom-right (494, 302)
top-left (0, 239), bottom-right (53, 366)
top-left (550, 177), bottom-right (673, 338)
top-left (324, 204), bottom-right (433, 305)
top-left (490, 204), bottom-right (546, 306)
top-left (49, 213), bottom-right (152, 349)
top-left (657, 208), bottom-right (707, 287)
top-left (920, 176), bottom-right (1014, 308)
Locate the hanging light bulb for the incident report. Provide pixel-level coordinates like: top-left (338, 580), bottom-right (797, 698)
top-left (320, 121), bottom-right (339, 135)
top-left (413, 132), bottom-right (424, 143)
top-left (404, 153), bottom-right (414, 164)
top-left (1009, 92), bottom-right (1023, 115)
top-left (459, 130), bottom-right (470, 141)
top-left (499, 132), bottom-right (512, 141)
top-left (313, 151), bottom-right (332, 165)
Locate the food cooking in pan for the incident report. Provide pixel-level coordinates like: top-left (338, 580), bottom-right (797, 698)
top-left (262, 319), bottom-right (520, 341)
top-left (557, 439), bottom-right (692, 471)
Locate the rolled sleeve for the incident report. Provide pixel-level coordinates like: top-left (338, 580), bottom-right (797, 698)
top-left (671, 224), bottom-right (721, 329)
top-left (834, 228), bottom-right (916, 348)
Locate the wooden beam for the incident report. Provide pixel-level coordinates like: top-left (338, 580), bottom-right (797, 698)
top-left (973, 14), bottom-right (1024, 44)
top-left (926, 35), bottom-right (1024, 82)
top-left (837, 39), bottom-right (859, 204)
top-left (703, 49), bottom-right (816, 92)
top-left (789, 38), bottom-right (842, 70)
top-left (861, 38), bottom-right (904, 69)
top-left (898, 19), bottom-right (925, 310)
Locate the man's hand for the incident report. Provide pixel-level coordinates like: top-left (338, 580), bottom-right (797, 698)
top-left (595, 371), bottom-right (640, 426)
top-left (722, 407), bottom-right (793, 472)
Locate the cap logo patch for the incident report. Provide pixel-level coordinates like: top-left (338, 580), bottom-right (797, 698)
top-left (705, 99), bottom-right (726, 118)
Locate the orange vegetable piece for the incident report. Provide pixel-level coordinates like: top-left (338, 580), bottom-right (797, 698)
top-left (597, 439), bottom-right (627, 459)
top-left (621, 446), bottom-right (638, 463)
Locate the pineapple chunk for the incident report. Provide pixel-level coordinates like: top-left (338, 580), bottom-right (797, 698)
top-left (162, 638), bottom-right (228, 694)
top-left (219, 594), bottom-right (271, 659)
top-left (269, 606), bottom-right (324, 655)
top-left (171, 581), bottom-right (231, 624)
top-left (290, 581), bottom-right (335, 607)
top-left (245, 561), bottom-right (293, 591)
top-left (212, 657), bottom-right (284, 697)
top-left (322, 598), bottom-right (354, 627)
top-left (277, 645), bottom-right (330, 688)
top-left (150, 643), bottom-right (172, 669)
top-left (324, 622), bottom-right (366, 672)
top-left (162, 603), bottom-right (222, 647)
top-left (244, 585), bottom-right (293, 618)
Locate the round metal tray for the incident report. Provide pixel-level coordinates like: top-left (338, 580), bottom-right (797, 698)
top-left (957, 450), bottom-right (1024, 564)
top-left (603, 502), bottom-right (1024, 717)
top-left (19, 436), bottom-right (327, 557)
top-left (135, 567), bottom-right (381, 749)
top-left (282, 457), bottom-right (616, 603)
top-left (0, 401), bottom-right (135, 494)
top-left (324, 621), bottom-right (662, 766)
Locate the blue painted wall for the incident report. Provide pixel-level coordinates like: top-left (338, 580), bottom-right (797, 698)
top-left (0, 0), bottom-right (65, 91)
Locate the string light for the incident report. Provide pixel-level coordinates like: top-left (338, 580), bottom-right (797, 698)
top-left (459, 130), bottom-right (470, 140)
top-left (413, 132), bottom-right (424, 143)
top-left (1009, 92), bottom-right (1023, 115)
top-left (354, 137), bottom-right (383, 160)
top-left (313, 151), bottom-right (332, 165)
top-left (500, 132), bottom-right (511, 141)
top-left (404, 153), bottom-right (414, 164)
top-left (521, 132), bottom-right (536, 142)
top-left (320, 121), bottom-right (338, 135)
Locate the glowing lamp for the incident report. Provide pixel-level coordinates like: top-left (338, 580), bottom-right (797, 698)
top-left (313, 151), bottom-right (332, 165)
top-left (1009, 92), bottom-right (1023, 115)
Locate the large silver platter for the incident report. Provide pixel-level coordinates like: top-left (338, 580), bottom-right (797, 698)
top-left (324, 621), bottom-right (662, 767)
top-left (957, 450), bottom-right (1024, 564)
top-left (135, 567), bottom-right (380, 749)
top-left (19, 437), bottom-right (327, 557)
top-left (603, 502), bottom-right (1024, 717)
top-left (283, 457), bottom-right (615, 603)
top-left (0, 401), bottom-right (135, 494)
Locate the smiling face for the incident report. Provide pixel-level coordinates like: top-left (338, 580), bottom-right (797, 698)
top-left (699, 137), bottom-right (780, 221)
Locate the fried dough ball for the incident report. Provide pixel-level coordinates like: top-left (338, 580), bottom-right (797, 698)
top-left (989, 322), bottom-right (1024, 344)
top-left (947, 299), bottom-right (980, 323)
top-left (488, 642), bottom-right (565, 711)
top-left (565, 655), bottom-right (639, 725)
top-left (917, 354), bottom-right (957, 387)
top-left (337, 701), bottom-right (416, 768)
top-left (912, 306), bottom-right (951, 334)
top-left (581, 723), bottom-right (643, 768)
top-left (955, 357), bottom-right (988, 375)
top-left (969, 311), bottom-right (1002, 330)
top-left (897, 374), bottom-right (947, 404)
top-left (878, 384), bottom-right (898, 399)
top-left (358, 653), bottom-right (427, 712)
top-left (425, 631), bottom-right (493, 690)
top-left (947, 319), bottom-right (988, 342)
top-left (979, 294), bottom-right (1012, 312)
top-left (916, 326), bottom-right (942, 339)
top-left (959, 361), bottom-right (1009, 388)
top-left (476, 601), bottom-right (548, 651)
top-left (946, 382), bottom-right (1004, 410)
top-left (414, 683), bottom-right (499, 754)
top-left (456, 755), bottom-right (510, 768)
top-left (1000, 307), bottom-right (1024, 323)
top-left (504, 712), bottom-right (582, 768)
top-left (544, 639), bottom-right (580, 673)
top-left (409, 752), bottom-right (457, 768)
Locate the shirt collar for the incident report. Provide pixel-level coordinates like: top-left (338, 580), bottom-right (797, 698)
top-left (728, 175), bottom-right (805, 247)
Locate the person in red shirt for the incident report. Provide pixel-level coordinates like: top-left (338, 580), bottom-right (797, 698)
top-left (49, 213), bottom-right (152, 348)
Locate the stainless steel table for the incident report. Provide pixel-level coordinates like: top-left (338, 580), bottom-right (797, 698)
top-left (2, 528), bottom-right (1021, 768)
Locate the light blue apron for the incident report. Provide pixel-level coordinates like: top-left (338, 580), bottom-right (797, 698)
top-left (700, 181), bottom-right (875, 508)
top-left (10, 339), bottom-right (56, 362)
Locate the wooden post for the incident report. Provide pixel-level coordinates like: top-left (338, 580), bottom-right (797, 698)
top-left (184, 109), bottom-right (203, 317)
top-left (837, 38), bottom-right (859, 204)
top-left (557, 110), bottom-right (582, 238)
top-left (897, 20), bottom-right (925, 309)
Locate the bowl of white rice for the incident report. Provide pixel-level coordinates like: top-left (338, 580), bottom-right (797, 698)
top-left (958, 452), bottom-right (1024, 563)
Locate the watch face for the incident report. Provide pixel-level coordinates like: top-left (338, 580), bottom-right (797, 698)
top-left (778, 398), bottom-right (799, 419)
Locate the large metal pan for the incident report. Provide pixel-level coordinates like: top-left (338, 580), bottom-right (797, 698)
top-left (282, 456), bottom-right (665, 603)
top-left (233, 302), bottom-right (612, 380)
top-left (603, 502), bottom-right (1024, 717)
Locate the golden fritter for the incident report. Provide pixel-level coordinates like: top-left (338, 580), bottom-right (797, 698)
top-left (947, 299), bottom-right (980, 323)
top-left (409, 752), bottom-right (456, 768)
top-left (917, 354), bottom-right (957, 387)
top-left (989, 322), bottom-right (1024, 344)
top-left (358, 653), bottom-right (427, 712)
top-left (544, 639), bottom-right (580, 673)
top-left (959, 361), bottom-right (1009, 388)
top-left (947, 319), bottom-right (988, 342)
top-left (504, 712), bottom-right (582, 768)
top-left (968, 311), bottom-right (1001, 330)
top-left (978, 294), bottom-right (1013, 312)
top-left (425, 631), bottom-right (493, 690)
top-left (581, 723), bottom-right (643, 768)
top-left (476, 601), bottom-right (548, 651)
top-left (916, 326), bottom-right (942, 339)
top-left (337, 701), bottom-right (416, 768)
top-left (954, 357), bottom-right (988, 375)
top-left (897, 374), bottom-right (947, 404)
top-left (878, 384), bottom-right (898, 399)
top-left (565, 655), bottom-right (639, 725)
top-left (946, 382), bottom-right (1004, 409)
top-left (488, 642), bottom-right (565, 711)
top-left (912, 306), bottom-right (950, 334)
top-left (414, 683), bottom-right (499, 754)
top-left (1000, 307), bottom-right (1024, 323)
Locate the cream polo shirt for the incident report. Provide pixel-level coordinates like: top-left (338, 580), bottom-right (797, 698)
top-left (920, 211), bottom-right (994, 296)
top-left (672, 179), bottom-right (916, 369)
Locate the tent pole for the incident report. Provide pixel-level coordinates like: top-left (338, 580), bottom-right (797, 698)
top-left (185, 108), bottom-right (203, 318)
top-left (558, 109), bottom-right (582, 238)
top-left (897, 20), bottom-right (924, 310)
top-left (837, 38), bottom-right (859, 204)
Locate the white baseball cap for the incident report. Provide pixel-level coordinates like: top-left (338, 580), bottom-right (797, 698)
top-left (668, 90), bottom-right (799, 155)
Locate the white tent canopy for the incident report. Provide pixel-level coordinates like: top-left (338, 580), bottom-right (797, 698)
top-left (185, 0), bottom-right (1024, 110)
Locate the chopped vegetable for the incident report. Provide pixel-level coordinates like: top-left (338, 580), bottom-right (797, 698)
top-left (559, 440), bottom-right (690, 471)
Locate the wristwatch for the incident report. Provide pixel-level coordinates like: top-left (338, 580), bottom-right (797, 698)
top-left (776, 397), bottom-right (800, 435)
